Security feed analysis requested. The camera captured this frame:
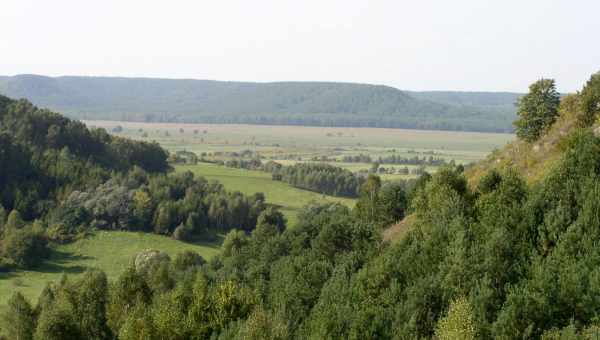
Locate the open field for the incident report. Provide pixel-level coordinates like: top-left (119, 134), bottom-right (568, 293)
top-left (0, 231), bottom-right (220, 311)
top-left (87, 121), bottom-right (514, 164)
top-left (176, 163), bottom-right (356, 226)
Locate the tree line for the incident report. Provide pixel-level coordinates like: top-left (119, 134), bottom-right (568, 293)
top-left (220, 158), bottom-right (365, 198)
top-left (274, 162), bottom-right (366, 197)
top-left (342, 153), bottom-right (450, 166)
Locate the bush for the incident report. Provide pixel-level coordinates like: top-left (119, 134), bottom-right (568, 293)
top-left (172, 223), bottom-right (193, 242)
top-left (1, 225), bottom-right (49, 268)
top-left (257, 207), bottom-right (287, 232)
top-left (172, 250), bottom-right (205, 271)
top-left (435, 297), bottom-right (477, 340)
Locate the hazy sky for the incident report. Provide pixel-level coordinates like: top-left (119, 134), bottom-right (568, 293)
top-left (1, 0), bottom-right (598, 92)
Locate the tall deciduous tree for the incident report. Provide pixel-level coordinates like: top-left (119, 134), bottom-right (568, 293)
top-left (378, 182), bottom-right (407, 225)
top-left (354, 175), bottom-right (382, 223)
top-left (71, 270), bottom-right (111, 340)
top-left (3, 292), bottom-right (35, 340)
top-left (514, 79), bottom-right (560, 142)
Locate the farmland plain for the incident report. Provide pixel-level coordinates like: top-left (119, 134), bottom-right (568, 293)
top-left (88, 121), bottom-right (512, 155)
top-left (89, 121), bottom-right (514, 180)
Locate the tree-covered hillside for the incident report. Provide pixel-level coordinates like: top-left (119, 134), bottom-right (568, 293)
top-left (0, 75), bottom-right (518, 132)
top-left (0, 95), bottom-right (272, 271)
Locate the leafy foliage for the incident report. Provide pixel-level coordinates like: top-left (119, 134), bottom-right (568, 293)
top-left (0, 95), bottom-right (168, 218)
top-left (514, 78), bottom-right (560, 142)
top-left (2, 292), bottom-right (35, 340)
top-left (435, 296), bottom-right (477, 340)
top-left (578, 71), bottom-right (600, 127)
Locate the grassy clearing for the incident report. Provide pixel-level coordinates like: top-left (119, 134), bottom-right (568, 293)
top-left (177, 163), bottom-right (356, 226)
top-left (0, 231), bottom-right (220, 309)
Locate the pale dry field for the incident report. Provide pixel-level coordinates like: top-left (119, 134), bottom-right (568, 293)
top-left (86, 120), bottom-right (514, 161)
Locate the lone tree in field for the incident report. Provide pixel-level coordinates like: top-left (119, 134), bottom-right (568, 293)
top-left (514, 78), bottom-right (560, 142)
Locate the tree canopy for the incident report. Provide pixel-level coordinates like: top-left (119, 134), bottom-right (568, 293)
top-left (514, 78), bottom-right (561, 142)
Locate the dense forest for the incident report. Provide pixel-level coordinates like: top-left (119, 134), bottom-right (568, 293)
top-left (0, 75), bottom-right (518, 132)
top-left (3, 71), bottom-right (600, 339)
top-left (0, 95), bottom-right (268, 270)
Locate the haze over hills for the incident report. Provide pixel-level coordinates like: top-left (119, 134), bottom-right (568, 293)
top-left (0, 74), bottom-right (520, 132)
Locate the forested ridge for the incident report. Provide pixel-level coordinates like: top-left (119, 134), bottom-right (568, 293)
top-left (0, 74), bottom-right (518, 132)
top-left (3, 72), bottom-right (600, 339)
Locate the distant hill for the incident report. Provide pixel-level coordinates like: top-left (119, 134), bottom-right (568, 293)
top-left (407, 90), bottom-right (521, 108)
top-left (0, 74), bottom-right (520, 132)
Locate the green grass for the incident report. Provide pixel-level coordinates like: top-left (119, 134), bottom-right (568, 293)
top-left (177, 163), bottom-right (356, 226)
top-left (0, 231), bottom-right (220, 309)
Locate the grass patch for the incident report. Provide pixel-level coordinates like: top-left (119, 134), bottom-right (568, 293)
top-left (177, 163), bottom-right (356, 226)
top-left (0, 231), bottom-right (220, 311)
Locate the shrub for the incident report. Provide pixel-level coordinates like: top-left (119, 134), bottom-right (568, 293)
top-left (435, 297), bottom-right (477, 340)
top-left (1, 225), bottom-right (49, 268)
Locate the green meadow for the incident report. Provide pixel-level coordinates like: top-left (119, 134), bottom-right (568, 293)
top-left (0, 231), bottom-right (220, 311)
top-left (176, 163), bottom-right (356, 226)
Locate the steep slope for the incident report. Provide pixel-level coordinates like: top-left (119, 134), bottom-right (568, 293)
top-left (390, 93), bottom-right (580, 243)
top-left (466, 94), bottom-right (583, 185)
top-left (0, 74), bottom-right (518, 132)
